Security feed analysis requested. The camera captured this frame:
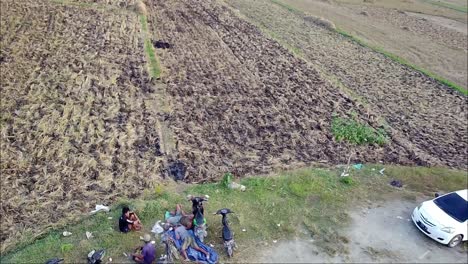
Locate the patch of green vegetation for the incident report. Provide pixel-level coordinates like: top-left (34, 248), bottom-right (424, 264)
top-left (270, 0), bottom-right (300, 14)
top-left (332, 116), bottom-right (387, 145)
top-left (425, 0), bottom-right (467, 13)
top-left (3, 165), bottom-right (466, 262)
top-left (140, 15), bottom-right (161, 78)
top-left (335, 27), bottom-right (467, 95)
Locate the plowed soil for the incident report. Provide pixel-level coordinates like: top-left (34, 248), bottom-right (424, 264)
top-left (147, 0), bottom-right (425, 182)
top-left (227, 0), bottom-right (467, 168)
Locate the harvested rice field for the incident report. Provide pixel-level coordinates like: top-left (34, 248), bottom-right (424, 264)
top-left (0, 0), bottom-right (466, 255)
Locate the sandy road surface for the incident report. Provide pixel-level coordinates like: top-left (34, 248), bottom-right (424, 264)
top-left (256, 198), bottom-right (467, 263)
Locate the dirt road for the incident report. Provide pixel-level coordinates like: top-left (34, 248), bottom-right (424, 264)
top-left (256, 198), bottom-right (467, 263)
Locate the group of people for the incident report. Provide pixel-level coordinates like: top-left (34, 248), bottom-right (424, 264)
top-left (117, 195), bottom-right (212, 264)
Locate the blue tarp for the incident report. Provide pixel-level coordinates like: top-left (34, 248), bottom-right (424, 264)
top-left (165, 229), bottom-right (218, 264)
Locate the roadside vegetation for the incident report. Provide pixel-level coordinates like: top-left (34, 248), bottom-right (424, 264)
top-left (425, 0), bottom-right (468, 13)
top-left (2, 165), bottom-right (466, 263)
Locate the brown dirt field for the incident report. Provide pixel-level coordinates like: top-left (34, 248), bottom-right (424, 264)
top-left (0, 0), bottom-right (161, 252)
top-left (146, 0), bottom-right (431, 183)
top-left (0, 0), bottom-right (466, 255)
top-left (227, 0), bottom-right (467, 168)
top-left (269, 0), bottom-right (467, 88)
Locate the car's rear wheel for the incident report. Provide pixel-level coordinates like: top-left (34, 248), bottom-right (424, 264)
top-left (447, 234), bottom-right (463, 248)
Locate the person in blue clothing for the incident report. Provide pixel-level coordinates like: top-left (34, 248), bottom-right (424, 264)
top-left (132, 234), bottom-right (156, 264)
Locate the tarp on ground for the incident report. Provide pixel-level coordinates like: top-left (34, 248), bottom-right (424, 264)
top-left (165, 229), bottom-right (218, 264)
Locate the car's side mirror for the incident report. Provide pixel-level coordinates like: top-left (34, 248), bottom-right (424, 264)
top-left (434, 193), bottom-right (440, 198)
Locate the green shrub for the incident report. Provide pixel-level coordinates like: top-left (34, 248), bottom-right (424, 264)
top-left (221, 172), bottom-right (233, 188)
top-left (332, 117), bottom-right (387, 145)
top-left (339, 176), bottom-right (354, 185)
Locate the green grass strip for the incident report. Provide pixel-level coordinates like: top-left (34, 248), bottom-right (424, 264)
top-left (335, 28), bottom-right (467, 95)
top-left (425, 0), bottom-right (467, 13)
top-left (140, 15), bottom-right (161, 78)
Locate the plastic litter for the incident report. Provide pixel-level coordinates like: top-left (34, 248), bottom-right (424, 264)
top-left (62, 231), bottom-right (72, 237)
top-left (151, 220), bottom-right (164, 234)
top-left (396, 216), bottom-right (403, 220)
top-left (86, 231), bottom-right (93, 239)
top-left (379, 168), bottom-right (386, 175)
top-left (353, 164), bottom-right (363, 170)
top-left (228, 182), bottom-right (246, 191)
top-left (277, 223), bottom-right (281, 227)
top-left (390, 180), bottom-right (403, 188)
top-left (109, 258), bottom-right (113, 262)
top-left (242, 229), bottom-right (246, 232)
top-left (107, 217), bottom-right (112, 220)
top-left (273, 240), bottom-right (277, 243)
top-left (90, 204), bottom-right (110, 214)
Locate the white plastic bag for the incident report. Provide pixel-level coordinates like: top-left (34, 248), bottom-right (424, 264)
top-left (151, 220), bottom-right (164, 234)
top-left (90, 204), bottom-right (110, 214)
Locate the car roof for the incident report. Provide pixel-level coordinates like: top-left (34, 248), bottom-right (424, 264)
top-left (454, 189), bottom-right (468, 201)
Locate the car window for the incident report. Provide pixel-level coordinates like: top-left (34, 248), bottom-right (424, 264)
top-left (434, 193), bottom-right (468, 223)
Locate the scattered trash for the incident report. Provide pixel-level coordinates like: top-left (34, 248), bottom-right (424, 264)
top-left (353, 163), bottom-right (363, 170)
top-left (242, 228), bottom-right (246, 232)
top-left (62, 231), bottom-right (72, 237)
top-left (151, 220), bottom-right (164, 234)
top-left (340, 171), bottom-right (349, 177)
top-left (390, 180), bottom-right (403, 188)
top-left (371, 168), bottom-right (376, 171)
top-left (379, 168), bottom-right (386, 175)
top-left (396, 216), bottom-right (403, 220)
top-left (86, 231), bottom-right (93, 239)
top-left (209, 243), bottom-right (214, 247)
top-left (90, 204), bottom-right (110, 214)
top-left (151, 240), bottom-right (156, 244)
top-left (228, 182), bottom-right (246, 191)
top-left (123, 253), bottom-right (128, 257)
top-left (273, 240), bottom-right (277, 243)
top-left (277, 223), bottom-right (281, 227)
top-left (107, 217), bottom-right (112, 220)
top-left (108, 257), bottom-right (113, 262)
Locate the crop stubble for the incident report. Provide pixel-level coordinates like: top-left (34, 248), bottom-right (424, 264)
top-left (147, 0), bottom-right (426, 183)
top-left (1, 0), bottom-right (466, 254)
top-left (227, 0), bottom-right (467, 169)
top-left (0, 0), bottom-right (160, 252)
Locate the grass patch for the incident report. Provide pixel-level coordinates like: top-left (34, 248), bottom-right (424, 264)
top-left (2, 165), bottom-right (466, 262)
top-left (140, 15), bottom-right (161, 78)
top-left (332, 116), bottom-right (387, 145)
top-left (335, 27), bottom-right (467, 95)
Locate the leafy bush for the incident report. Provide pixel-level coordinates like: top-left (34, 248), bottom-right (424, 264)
top-left (332, 117), bottom-right (387, 145)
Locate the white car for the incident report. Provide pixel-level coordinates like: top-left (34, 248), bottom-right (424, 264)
top-left (411, 189), bottom-right (468, 247)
